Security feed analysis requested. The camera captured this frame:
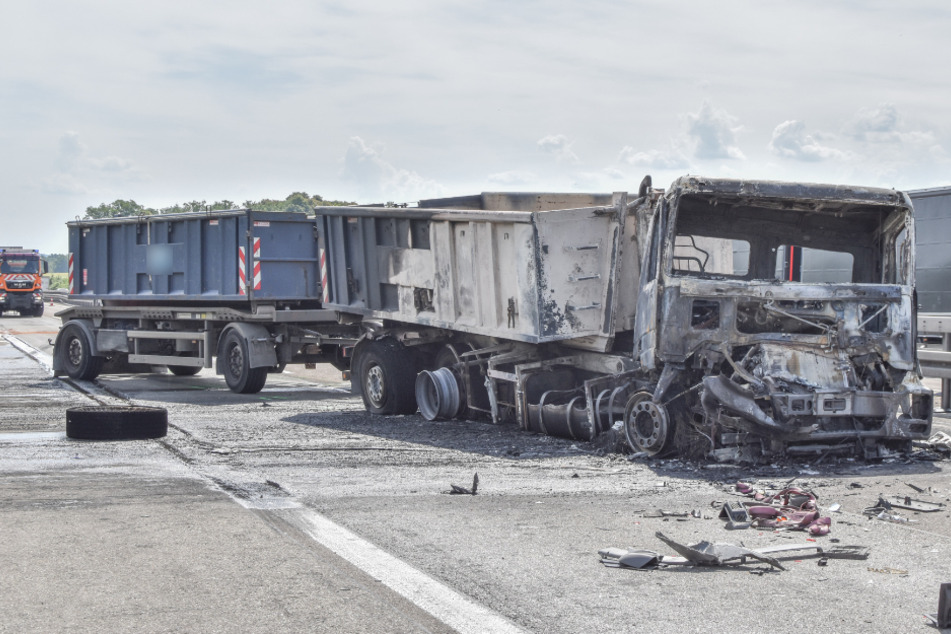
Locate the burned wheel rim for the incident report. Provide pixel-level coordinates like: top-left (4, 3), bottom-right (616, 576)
top-left (623, 391), bottom-right (670, 455)
top-left (365, 363), bottom-right (386, 408)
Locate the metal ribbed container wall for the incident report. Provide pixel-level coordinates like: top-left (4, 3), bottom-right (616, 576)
top-left (315, 192), bottom-right (635, 350)
top-left (67, 210), bottom-right (321, 302)
top-left (908, 186), bottom-right (951, 313)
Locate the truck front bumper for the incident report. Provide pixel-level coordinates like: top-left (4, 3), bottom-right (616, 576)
top-left (0, 291), bottom-right (43, 312)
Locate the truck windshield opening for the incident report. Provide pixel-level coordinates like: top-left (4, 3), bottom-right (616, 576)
top-left (669, 192), bottom-right (908, 284)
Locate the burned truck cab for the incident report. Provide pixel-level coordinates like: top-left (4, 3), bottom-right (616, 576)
top-left (633, 176), bottom-right (933, 459)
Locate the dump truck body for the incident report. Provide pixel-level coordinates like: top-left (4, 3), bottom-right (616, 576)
top-left (317, 192), bottom-right (646, 352)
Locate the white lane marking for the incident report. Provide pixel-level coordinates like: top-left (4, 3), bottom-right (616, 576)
top-left (281, 507), bottom-right (528, 634)
top-left (3, 334), bottom-right (54, 374)
top-left (7, 333), bottom-right (526, 633)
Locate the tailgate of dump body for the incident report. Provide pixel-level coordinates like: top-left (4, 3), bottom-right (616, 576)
top-left (66, 210), bottom-right (321, 303)
top-left (316, 196), bottom-right (638, 350)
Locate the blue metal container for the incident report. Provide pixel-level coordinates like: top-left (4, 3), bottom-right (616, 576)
top-left (67, 210), bottom-right (321, 302)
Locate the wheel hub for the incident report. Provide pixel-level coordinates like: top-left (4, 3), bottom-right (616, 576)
top-left (228, 344), bottom-right (244, 377)
top-left (624, 392), bottom-right (670, 455)
top-left (67, 337), bottom-right (83, 367)
top-left (366, 364), bottom-right (385, 407)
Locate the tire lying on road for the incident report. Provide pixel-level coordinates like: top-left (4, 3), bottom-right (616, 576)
top-left (66, 406), bottom-right (168, 440)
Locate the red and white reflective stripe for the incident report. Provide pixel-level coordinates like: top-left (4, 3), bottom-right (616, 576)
top-left (320, 246), bottom-right (329, 303)
top-left (238, 246), bottom-right (247, 295)
top-left (250, 238), bottom-right (261, 291)
top-left (68, 253), bottom-right (74, 294)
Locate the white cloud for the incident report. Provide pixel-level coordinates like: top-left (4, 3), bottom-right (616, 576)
top-left (842, 103), bottom-right (944, 160)
top-left (843, 103), bottom-right (901, 141)
top-left (40, 173), bottom-right (89, 195)
top-left (341, 136), bottom-right (444, 203)
top-left (768, 120), bottom-right (847, 162)
top-left (46, 131), bottom-right (144, 193)
top-left (537, 134), bottom-right (579, 164)
top-left (55, 131), bottom-right (86, 172)
top-left (685, 101), bottom-right (745, 160)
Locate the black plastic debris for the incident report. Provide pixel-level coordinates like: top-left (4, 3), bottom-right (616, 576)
top-left (449, 473), bottom-right (479, 495)
top-left (938, 583), bottom-right (951, 629)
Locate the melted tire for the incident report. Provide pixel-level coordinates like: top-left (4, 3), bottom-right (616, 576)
top-left (66, 406), bottom-right (168, 440)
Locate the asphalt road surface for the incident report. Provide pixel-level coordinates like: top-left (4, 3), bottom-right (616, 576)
top-left (2, 304), bottom-right (950, 633)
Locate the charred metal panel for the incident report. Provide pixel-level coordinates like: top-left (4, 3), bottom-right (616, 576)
top-left (316, 198), bottom-right (635, 347)
top-left (418, 192), bottom-right (614, 212)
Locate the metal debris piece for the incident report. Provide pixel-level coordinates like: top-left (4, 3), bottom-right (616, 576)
top-left (930, 431), bottom-right (951, 447)
top-left (885, 495), bottom-right (944, 513)
top-left (449, 473), bottom-right (479, 495)
top-left (654, 532), bottom-right (785, 570)
top-left (599, 539), bottom-right (868, 571)
top-left (718, 501), bottom-right (752, 529)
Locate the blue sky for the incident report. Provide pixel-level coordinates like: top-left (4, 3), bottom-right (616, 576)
top-left (2, 0), bottom-right (950, 254)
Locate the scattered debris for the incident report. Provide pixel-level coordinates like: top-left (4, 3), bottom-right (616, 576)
top-left (644, 509), bottom-right (690, 519)
top-left (599, 532), bottom-right (868, 571)
top-left (867, 567), bottom-right (908, 575)
top-left (913, 432), bottom-right (951, 460)
top-left (863, 495), bottom-right (935, 522)
top-left (884, 495), bottom-right (944, 513)
top-left (448, 473), bottom-right (479, 495)
top-left (733, 482), bottom-right (832, 535)
top-left (655, 532), bottom-right (786, 570)
top-left (718, 501), bottom-right (752, 530)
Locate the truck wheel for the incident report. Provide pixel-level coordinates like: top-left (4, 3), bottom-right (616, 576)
top-left (220, 330), bottom-right (268, 394)
top-left (623, 390), bottom-right (676, 456)
top-left (59, 323), bottom-right (104, 381)
top-left (168, 365), bottom-right (202, 376)
top-left (66, 406), bottom-right (168, 440)
top-left (33, 304), bottom-right (45, 318)
top-left (356, 338), bottom-right (418, 415)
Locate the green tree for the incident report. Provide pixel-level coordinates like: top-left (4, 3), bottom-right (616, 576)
top-left (83, 199), bottom-right (155, 219)
top-left (43, 253), bottom-right (68, 273)
top-left (84, 192), bottom-right (356, 220)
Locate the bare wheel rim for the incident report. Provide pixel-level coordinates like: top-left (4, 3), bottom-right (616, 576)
top-left (624, 393), bottom-right (669, 454)
top-left (366, 364), bottom-right (385, 408)
top-left (67, 336), bottom-right (84, 368)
